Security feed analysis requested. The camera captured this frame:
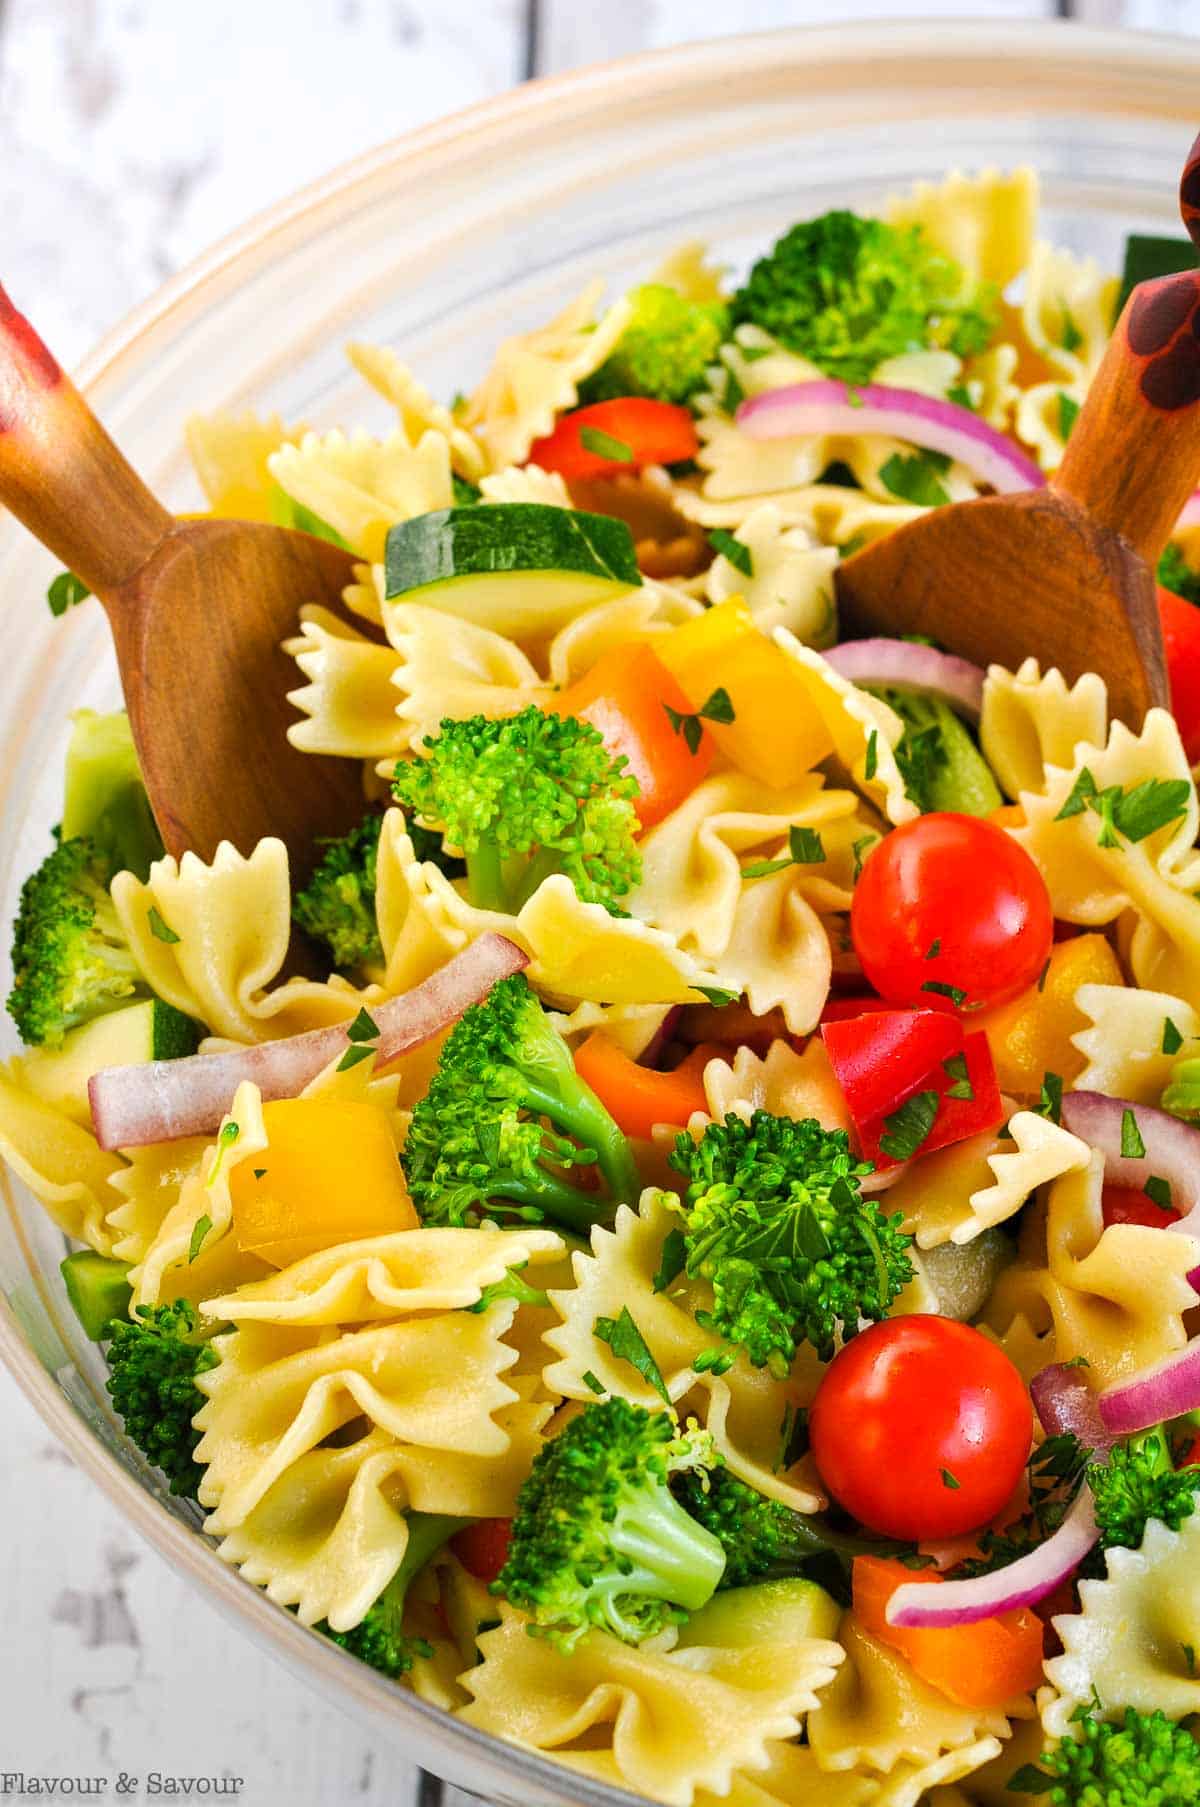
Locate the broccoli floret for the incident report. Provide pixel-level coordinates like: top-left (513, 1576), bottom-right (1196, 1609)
top-left (1087, 1427), bottom-right (1200, 1554)
top-left (578, 284), bottom-right (731, 406)
top-left (292, 811), bottom-right (383, 971)
top-left (1008, 1707), bottom-right (1200, 1805)
top-left (8, 836), bottom-right (146, 1047)
top-left (8, 709), bottom-right (162, 1047)
top-left (401, 972), bottom-right (638, 1233)
top-left (321, 1512), bottom-right (467, 1678)
top-left (1159, 540), bottom-right (1200, 607)
top-left (731, 211), bottom-right (998, 387)
top-left (668, 1111), bottom-right (913, 1373)
top-left (391, 708), bottom-right (641, 916)
top-left (105, 1300), bottom-right (218, 1500)
top-left (495, 1398), bottom-right (727, 1649)
top-left (674, 1466), bottom-right (905, 1594)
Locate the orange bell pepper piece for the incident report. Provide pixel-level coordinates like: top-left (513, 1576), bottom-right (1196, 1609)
top-left (654, 599), bottom-right (834, 787)
top-left (852, 1556), bottom-right (1044, 1710)
top-left (574, 1033), bottom-right (709, 1140)
top-left (554, 642), bottom-right (712, 828)
top-left (977, 933), bottom-right (1123, 1099)
top-left (230, 1099), bottom-right (417, 1267)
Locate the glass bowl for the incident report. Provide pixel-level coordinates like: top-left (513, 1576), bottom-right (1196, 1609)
top-left (3, 18), bottom-right (1200, 1806)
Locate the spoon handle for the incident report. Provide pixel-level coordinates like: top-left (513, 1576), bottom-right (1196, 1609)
top-left (0, 285), bottom-right (174, 598)
top-left (1053, 130), bottom-right (1200, 571)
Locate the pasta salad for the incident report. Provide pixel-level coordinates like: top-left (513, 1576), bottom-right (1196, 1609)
top-left (7, 165), bottom-right (1200, 1806)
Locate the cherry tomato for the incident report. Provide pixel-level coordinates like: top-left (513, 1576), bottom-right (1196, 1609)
top-left (451, 1518), bottom-right (512, 1583)
top-left (1101, 1183), bottom-right (1179, 1230)
top-left (1158, 583), bottom-right (1200, 766)
top-left (808, 1316), bottom-right (1033, 1540)
top-left (851, 813), bottom-right (1053, 1014)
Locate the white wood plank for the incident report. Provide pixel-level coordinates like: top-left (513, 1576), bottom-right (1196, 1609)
top-left (0, 0), bottom-right (527, 364)
top-left (1085, 0), bottom-right (1200, 29)
top-left (535, 0), bottom-right (1056, 76)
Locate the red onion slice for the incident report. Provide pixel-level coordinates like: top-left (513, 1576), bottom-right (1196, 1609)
top-left (1059, 1091), bottom-right (1200, 1234)
top-left (737, 382), bottom-right (1047, 497)
top-left (89, 933), bottom-right (528, 1151)
top-left (822, 638), bottom-right (985, 719)
top-left (886, 1489), bottom-right (1098, 1629)
top-left (1031, 1362), bottom-right (1113, 1453)
top-left (1098, 1340), bottom-right (1200, 1437)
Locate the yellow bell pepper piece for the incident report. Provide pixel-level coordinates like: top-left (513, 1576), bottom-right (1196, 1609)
top-left (230, 1099), bottom-right (417, 1268)
top-left (654, 599), bottom-right (833, 786)
top-left (978, 933), bottom-right (1123, 1099)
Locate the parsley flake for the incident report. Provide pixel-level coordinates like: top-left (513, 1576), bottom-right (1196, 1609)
top-left (921, 979), bottom-right (967, 1006)
top-left (664, 687), bottom-right (735, 755)
top-left (708, 529), bottom-right (753, 577)
top-left (941, 1467), bottom-right (961, 1490)
top-left (147, 906), bottom-right (180, 944)
top-left (694, 985), bottom-right (738, 1008)
top-left (925, 938), bottom-right (942, 960)
top-left (336, 1043), bottom-right (375, 1073)
top-left (652, 1227), bottom-right (687, 1294)
top-left (47, 571), bottom-right (92, 617)
top-left (1057, 391), bottom-right (1080, 440)
top-left (942, 1051), bottom-right (974, 1101)
top-left (1037, 1073), bottom-right (1064, 1125)
top-left (879, 450), bottom-right (952, 509)
top-left (864, 731), bottom-right (879, 781)
top-left (188, 1214), bottom-right (213, 1265)
top-left (345, 1006), bottom-right (380, 1044)
top-left (1144, 1175), bottom-right (1174, 1213)
top-left (579, 425), bottom-right (633, 463)
top-left (1163, 1016), bottom-right (1185, 1056)
top-left (593, 1306), bottom-right (670, 1404)
top-left (743, 823), bottom-right (826, 879)
top-left (1121, 1107), bottom-right (1147, 1159)
top-left (879, 1089), bottom-right (939, 1162)
top-left (581, 1370), bottom-right (606, 1396)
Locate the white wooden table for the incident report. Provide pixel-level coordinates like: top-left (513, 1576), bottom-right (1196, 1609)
top-left (0, 1), bottom-right (1193, 1802)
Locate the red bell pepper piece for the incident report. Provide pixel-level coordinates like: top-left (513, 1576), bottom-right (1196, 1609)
top-left (1158, 583), bottom-right (1200, 765)
top-left (1101, 1183), bottom-right (1179, 1230)
top-left (821, 1009), bottom-right (962, 1127)
top-left (823, 1011), bottom-right (1003, 1170)
top-left (554, 642), bottom-right (711, 828)
top-left (527, 397), bottom-right (699, 481)
top-left (451, 1518), bottom-right (513, 1584)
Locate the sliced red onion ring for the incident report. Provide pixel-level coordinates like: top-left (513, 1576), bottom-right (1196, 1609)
top-left (737, 382), bottom-right (1047, 497)
top-left (1031, 1362), bottom-right (1114, 1453)
top-left (88, 933), bottom-right (528, 1151)
top-left (886, 1488), bottom-right (1098, 1629)
top-left (1098, 1339), bottom-right (1200, 1436)
top-left (1059, 1091), bottom-right (1200, 1235)
top-left (823, 638), bottom-right (985, 720)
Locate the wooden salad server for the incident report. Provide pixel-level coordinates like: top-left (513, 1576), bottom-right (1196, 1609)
top-left (836, 132), bottom-right (1200, 730)
top-left (0, 287), bottom-right (365, 879)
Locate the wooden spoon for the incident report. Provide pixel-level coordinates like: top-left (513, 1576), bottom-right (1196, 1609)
top-left (0, 287), bottom-right (364, 879)
top-left (836, 133), bottom-right (1200, 729)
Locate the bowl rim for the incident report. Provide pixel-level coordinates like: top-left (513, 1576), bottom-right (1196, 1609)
top-left (4, 16), bottom-right (1200, 1803)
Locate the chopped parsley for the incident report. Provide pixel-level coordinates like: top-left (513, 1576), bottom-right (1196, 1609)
top-left (879, 450), bottom-right (952, 509)
top-left (922, 979), bottom-right (967, 1007)
top-left (147, 906), bottom-right (181, 945)
top-left (664, 687), bottom-right (736, 756)
top-left (942, 1051), bottom-right (974, 1101)
top-left (1163, 1016), bottom-right (1185, 1056)
top-left (879, 1089), bottom-right (940, 1162)
top-left (579, 425), bottom-right (633, 463)
top-left (1121, 1107), bottom-right (1147, 1160)
top-left (593, 1306), bottom-right (670, 1405)
top-left (743, 824), bottom-right (826, 879)
top-left (708, 529), bottom-right (753, 577)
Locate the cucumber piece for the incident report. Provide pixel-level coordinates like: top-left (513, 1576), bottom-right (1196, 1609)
top-left (21, 998), bottom-right (202, 1125)
top-left (61, 1249), bottom-right (133, 1340)
top-left (1117, 233), bottom-right (1199, 317)
top-left (870, 687), bottom-right (1001, 818)
top-left (675, 1576), bottom-right (841, 1649)
top-left (61, 709), bottom-right (163, 881)
top-left (384, 504), bottom-right (642, 638)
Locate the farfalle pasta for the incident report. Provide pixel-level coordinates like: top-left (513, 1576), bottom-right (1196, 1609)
top-left (10, 160), bottom-right (1200, 1807)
